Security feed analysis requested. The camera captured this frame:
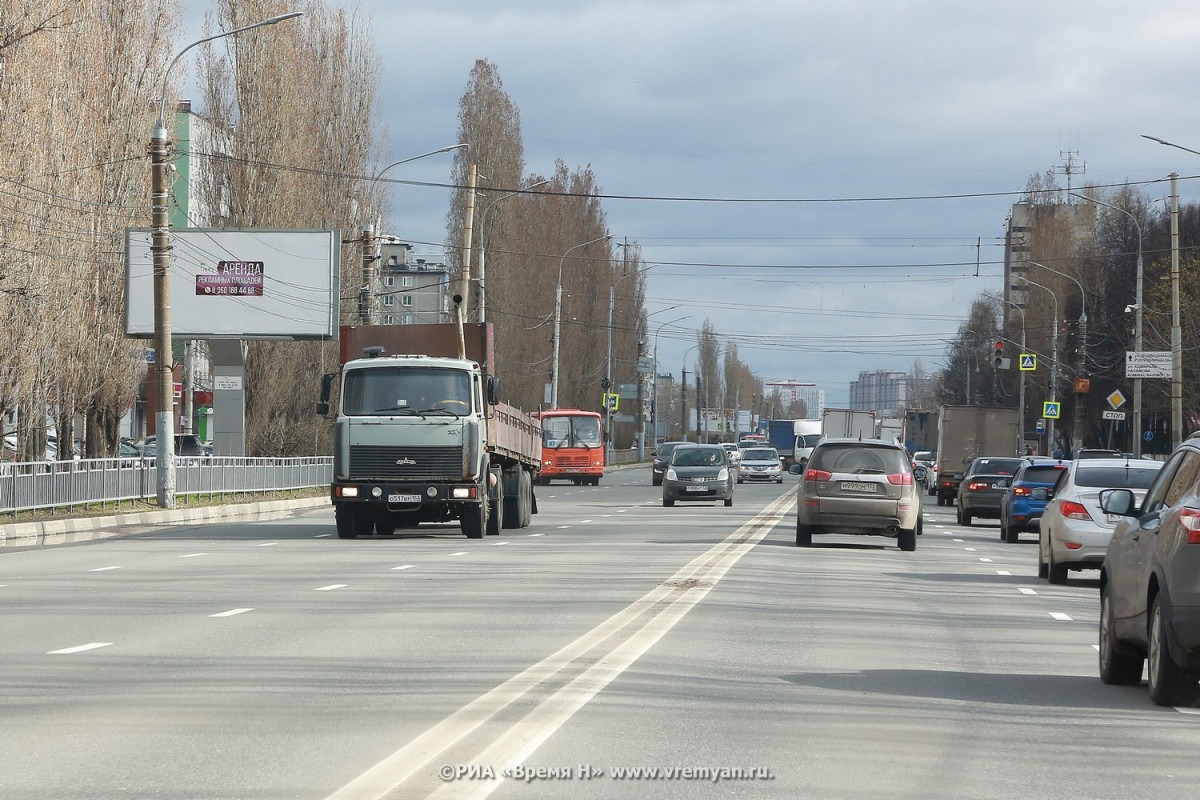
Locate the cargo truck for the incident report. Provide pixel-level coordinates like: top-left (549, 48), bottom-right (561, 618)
top-left (793, 419), bottom-right (823, 469)
top-left (821, 408), bottom-right (877, 439)
top-left (317, 322), bottom-right (541, 539)
top-left (933, 404), bottom-right (1020, 506)
top-left (768, 419), bottom-right (797, 464)
top-left (878, 417), bottom-right (902, 444)
top-left (902, 408), bottom-right (938, 455)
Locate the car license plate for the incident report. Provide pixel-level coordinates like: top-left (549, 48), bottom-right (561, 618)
top-left (841, 481), bottom-right (877, 493)
top-left (1106, 513), bottom-right (1123, 523)
top-left (388, 494), bottom-right (421, 503)
top-left (685, 485), bottom-right (708, 492)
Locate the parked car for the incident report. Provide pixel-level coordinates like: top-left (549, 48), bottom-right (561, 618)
top-left (1038, 457), bottom-right (1164, 584)
top-left (737, 446), bottom-right (783, 484)
top-left (651, 441), bottom-right (693, 487)
top-left (662, 443), bottom-right (734, 507)
top-left (956, 456), bottom-right (1023, 526)
top-left (999, 458), bottom-right (1069, 543)
top-left (1098, 433), bottom-right (1200, 706)
top-left (795, 438), bottom-right (921, 551)
top-left (138, 434), bottom-right (212, 458)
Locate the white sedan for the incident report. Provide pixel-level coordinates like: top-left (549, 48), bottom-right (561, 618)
top-left (1038, 457), bottom-right (1163, 584)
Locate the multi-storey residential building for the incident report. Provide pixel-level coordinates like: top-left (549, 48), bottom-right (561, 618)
top-left (377, 242), bottom-right (452, 325)
top-left (849, 370), bottom-right (932, 415)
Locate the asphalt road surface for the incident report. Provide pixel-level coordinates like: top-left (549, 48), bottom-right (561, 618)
top-left (2, 467), bottom-right (1197, 799)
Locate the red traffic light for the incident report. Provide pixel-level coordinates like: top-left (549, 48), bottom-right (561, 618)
top-left (994, 340), bottom-right (1003, 352)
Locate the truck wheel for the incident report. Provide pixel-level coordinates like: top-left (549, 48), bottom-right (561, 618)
top-left (503, 469), bottom-right (521, 529)
top-left (518, 469), bottom-right (534, 527)
top-left (461, 494), bottom-right (487, 539)
top-left (487, 494), bottom-right (503, 535)
top-left (335, 505), bottom-right (371, 539)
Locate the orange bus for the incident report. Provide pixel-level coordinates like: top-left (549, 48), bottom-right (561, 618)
top-left (533, 409), bottom-right (605, 485)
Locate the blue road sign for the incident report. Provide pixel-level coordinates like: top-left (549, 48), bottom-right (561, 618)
top-left (1043, 402), bottom-right (1061, 419)
top-left (1035, 419), bottom-right (1045, 434)
top-left (1144, 431), bottom-right (1154, 442)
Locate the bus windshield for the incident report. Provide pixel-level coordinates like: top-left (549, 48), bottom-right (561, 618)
top-left (543, 414), bottom-right (603, 449)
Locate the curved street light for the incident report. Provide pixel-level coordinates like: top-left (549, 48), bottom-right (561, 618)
top-left (150, 11), bottom-right (304, 509)
top-left (650, 312), bottom-right (688, 450)
top-left (360, 143), bottom-right (468, 324)
top-left (1019, 274), bottom-right (1060, 454)
top-left (551, 234), bottom-right (614, 408)
top-left (1029, 261), bottom-right (1087, 450)
top-left (476, 177), bottom-right (550, 323)
top-left (986, 293), bottom-right (1028, 453)
top-left (1069, 191), bottom-right (1145, 456)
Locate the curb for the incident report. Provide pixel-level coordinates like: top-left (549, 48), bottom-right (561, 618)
top-left (0, 496), bottom-right (330, 549)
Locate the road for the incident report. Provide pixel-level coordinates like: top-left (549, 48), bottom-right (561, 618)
top-left (1, 467), bottom-right (1198, 799)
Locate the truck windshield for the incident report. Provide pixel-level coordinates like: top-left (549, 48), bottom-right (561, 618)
top-left (342, 366), bottom-right (471, 416)
top-left (542, 415), bottom-right (603, 448)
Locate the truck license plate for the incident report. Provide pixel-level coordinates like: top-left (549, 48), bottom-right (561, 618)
top-left (841, 481), bottom-right (877, 493)
top-left (388, 494), bottom-right (421, 503)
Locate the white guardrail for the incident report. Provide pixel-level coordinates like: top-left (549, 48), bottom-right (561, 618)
top-left (0, 456), bottom-right (333, 516)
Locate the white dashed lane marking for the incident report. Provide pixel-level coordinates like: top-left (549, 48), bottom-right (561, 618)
top-left (48, 642), bottom-right (112, 655)
top-left (210, 608), bottom-right (254, 618)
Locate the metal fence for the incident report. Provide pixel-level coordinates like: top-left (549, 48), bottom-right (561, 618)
top-left (1, 456), bottom-right (333, 517)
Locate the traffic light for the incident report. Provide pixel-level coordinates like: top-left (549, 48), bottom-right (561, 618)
top-left (993, 340), bottom-right (1004, 368)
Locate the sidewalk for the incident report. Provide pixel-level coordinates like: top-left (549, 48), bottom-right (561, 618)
top-left (0, 496), bottom-right (330, 549)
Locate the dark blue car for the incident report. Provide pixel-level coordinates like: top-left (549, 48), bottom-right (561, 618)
top-left (1000, 458), bottom-right (1069, 543)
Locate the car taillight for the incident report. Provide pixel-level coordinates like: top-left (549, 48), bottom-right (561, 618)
top-left (1059, 500), bottom-right (1091, 521)
top-left (1178, 508), bottom-right (1200, 543)
top-left (805, 469), bottom-right (832, 482)
top-left (887, 473), bottom-right (913, 485)
top-left (1013, 486), bottom-right (1032, 496)
top-left (967, 481), bottom-right (989, 491)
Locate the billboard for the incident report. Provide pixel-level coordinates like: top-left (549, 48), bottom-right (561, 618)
top-left (124, 228), bottom-right (340, 339)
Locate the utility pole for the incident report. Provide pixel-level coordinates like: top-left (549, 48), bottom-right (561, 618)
top-left (1171, 172), bottom-right (1182, 449)
top-left (681, 368), bottom-right (688, 442)
top-left (359, 220), bottom-right (375, 324)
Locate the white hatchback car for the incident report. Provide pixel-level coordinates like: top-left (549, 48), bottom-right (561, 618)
top-left (1038, 457), bottom-right (1164, 584)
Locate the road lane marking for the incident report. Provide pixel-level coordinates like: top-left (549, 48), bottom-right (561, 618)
top-left (255, 542), bottom-right (279, 547)
top-left (528, 533), bottom-right (544, 537)
top-left (209, 608), bottom-right (254, 618)
top-left (451, 552), bottom-right (469, 557)
top-left (996, 570), bottom-right (1012, 575)
top-left (1049, 612), bottom-right (1073, 621)
top-left (315, 533), bottom-right (334, 538)
top-left (1019, 588), bottom-right (1038, 595)
top-left (978, 557), bottom-right (993, 562)
top-left (964, 547), bottom-right (976, 551)
top-left (89, 566), bottom-right (123, 572)
top-left (391, 565), bottom-right (416, 571)
top-left (316, 584), bottom-right (347, 591)
top-left (490, 542), bottom-right (511, 546)
top-left (325, 491), bottom-right (796, 800)
top-left (48, 642), bottom-right (112, 654)
top-left (179, 553), bottom-right (208, 558)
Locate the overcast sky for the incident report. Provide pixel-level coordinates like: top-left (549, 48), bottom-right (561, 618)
top-left (183, 0), bottom-right (1200, 407)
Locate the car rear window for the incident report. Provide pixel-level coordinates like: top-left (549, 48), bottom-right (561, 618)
top-left (743, 449), bottom-right (778, 460)
top-left (1021, 465), bottom-right (1067, 483)
top-left (972, 458), bottom-right (1022, 475)
top-left (811, 444), bottom-right (908, 474)
top-left (1074, 465), bottom-right (1161, 489)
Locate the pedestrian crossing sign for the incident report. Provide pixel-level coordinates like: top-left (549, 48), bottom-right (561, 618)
top-left (1043, 401), bottom-right (1060, 419)
top-left (1019, 354), bottom-right (1036, 371)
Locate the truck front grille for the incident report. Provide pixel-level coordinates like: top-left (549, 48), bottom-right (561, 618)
top-left (349, 445), bottom-right (463, 481)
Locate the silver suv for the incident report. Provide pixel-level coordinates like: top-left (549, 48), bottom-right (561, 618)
top-left (796, 438), bottom-right (922, 550)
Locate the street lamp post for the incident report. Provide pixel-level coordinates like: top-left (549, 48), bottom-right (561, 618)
top-left (361, 143), bottom-right (467, 324)
top-left (551, 234), bottom-right (613, 409)
top-left (1069, 191), bottom-right (1145, 456)
top-left (476, 178), bottom-right (550, 322)
top-left (1020, 275), bottom-right (1059, 455)
top-left (1029, 261), bottom-right (1087, 451)
top-left (605, 258), bottom-right (655, 453)
top-left (681, 343), bottom-right (700, 442)
top-left (987, 294), bottom-right (1027, 454)
top-left (651, 314), bottom-right (689, 450)
top-left (1141, 136), bottom-right (1187, 447)
top-left (150, 11), bottom-right (302, 509)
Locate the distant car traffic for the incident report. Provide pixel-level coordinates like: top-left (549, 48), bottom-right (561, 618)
top-left (1038, 457), bottom-right (1163, 584)
top-left (720, 442), bottom-right (742, 466)
top-left (1000, 458), bottom-right (1068, 543)
top-left (651, 441), bottom-right (693, 486)
top-left (1099, 434), bottom-right (1200, 706)
top-left (661, 444), bottom-right (734, 507)
top-left (737, 446), bottom-right (783, 483)
top-left (956, 456), bottom-right (1022, 526)
top-left (795, 438), bottom-right (921, 550)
